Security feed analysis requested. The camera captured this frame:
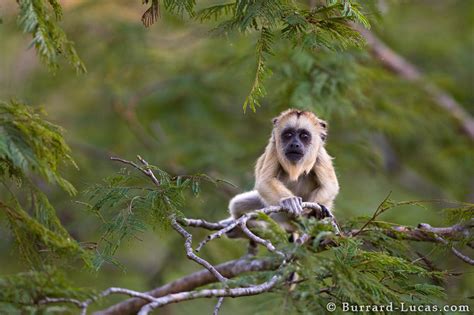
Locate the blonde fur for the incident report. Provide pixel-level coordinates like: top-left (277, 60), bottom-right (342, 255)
top-left (228, 109), bottom-right (339, 236)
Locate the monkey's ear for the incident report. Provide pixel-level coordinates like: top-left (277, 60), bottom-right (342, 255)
top-left (318, 119), bottom-right (328, 129)
top-left (319, 119), bottom-right (328, 142)
top-left (272, 117), bottom-right (279, 125)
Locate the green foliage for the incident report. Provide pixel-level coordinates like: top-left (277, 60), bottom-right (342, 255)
top-left (0, 100), bottom-right (88, 267)
top-left (272, 237), bottom-right (446, 313)
top-left (1, 1), bottom-right (473, 313)
top-left (443, 202), bottom-right (474, 225)
top-left (238, 197), bottom-right (472, 314)
top-left (2, 197), bottom-right (90, 268)
top-left (0, 100), bottom-right (77, 194)
top-left (16, 0), bottom-right (85, 73)
top-left (82, 165), bottom-right (220, 270)
top-left (14, 0), bottom-right (370, 108)
top-left (196, 0), bottom-right (371, 110)
top-left (244, 27), bottom-right (273, 112)
top-left (270, 49), bottom-right (364, 116)
top-left (0, 267), bottom-right (92, 313)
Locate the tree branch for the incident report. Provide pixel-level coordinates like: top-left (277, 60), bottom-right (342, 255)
top-left (239, 215), bottom-right (285, 258)
top-left (137, 275), bottom-right (282, 314)
top-left (351, 220), bottom-right (473, 246)
top-left (94, 257), bottom-right (279, 315)
top-left (76, 157), bottom-right (472, 314)
top-left (170, 217), bottom-right (228, 283)
top-left (418, 223), bottom-right (474, 265)
top-left (353, 24), bottom-right (474, 140)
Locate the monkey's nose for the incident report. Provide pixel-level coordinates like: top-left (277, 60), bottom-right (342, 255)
top-left (290, 143), bottom-right (301, 149)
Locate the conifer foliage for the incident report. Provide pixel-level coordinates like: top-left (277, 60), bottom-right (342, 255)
top-left (1, 0), bottom-right (473, 314)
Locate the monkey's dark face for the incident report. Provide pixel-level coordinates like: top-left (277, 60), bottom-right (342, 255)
top-left (280, 127), bottom-right (312, 163)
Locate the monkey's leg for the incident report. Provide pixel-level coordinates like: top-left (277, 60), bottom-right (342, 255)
top-left (226, 190), bottom-right (266, 239)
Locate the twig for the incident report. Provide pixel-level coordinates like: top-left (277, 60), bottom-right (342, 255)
top-left (213, 297), bottom-right (224, 315)
top-left (195, 202), bottom-right (334, 252)
top-left (351, 220), bottom-right (472, 243)
top-left (239, 216), bottom-right (285, 258)
top-left (39, 287), bottom-right (157, 315)
top-left (353, 193), bottom-right (392, 236)
top-left (171, 217), bottom-right (228, 283)
top-left (136, 155), bottom-right (161, 187)
top-left (110, 157), bottom-right (142, 172)
top-left (239, 217), bottom-right (286, 258)
top-left (93, 288), bottom-right (157, 303)
top-left (418, 223), bottom-right (474, 265)
top-left (295, 233), bottom-right (311, 246)
top-left (38, 298), bottom-right (86, 314)
top-left (194, 205), bottom-right (284, 252)
top-left (110, 156), bottom-right (161, 187)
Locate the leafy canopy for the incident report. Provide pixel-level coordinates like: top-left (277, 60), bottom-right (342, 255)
top-left (14, 0), bottom-right (371, 110)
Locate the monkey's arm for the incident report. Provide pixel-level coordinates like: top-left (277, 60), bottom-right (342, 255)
top-left (308, 147), bottom-right (340, 210)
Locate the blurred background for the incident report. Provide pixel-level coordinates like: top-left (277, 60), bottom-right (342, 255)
top-left (0, 0), bottom-right (473, 313)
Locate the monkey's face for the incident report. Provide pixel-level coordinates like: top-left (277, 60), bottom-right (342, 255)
top-left (280, 127), bottom-right (312, 163)
top-left (272, 110), bottom-right (327, 180)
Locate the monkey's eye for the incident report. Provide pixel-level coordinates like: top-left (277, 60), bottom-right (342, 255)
top-left (300, 133), bottom-right (310, 141)
top-left (283, 132), bottom-right (293, 139)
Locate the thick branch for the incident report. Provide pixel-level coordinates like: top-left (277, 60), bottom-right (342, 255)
top-left (94, 257), bottom-right (279, 315)
top-left (137, 275), bottom-right (282, 314)
top-left (353, 24), bottom-right (474, 139)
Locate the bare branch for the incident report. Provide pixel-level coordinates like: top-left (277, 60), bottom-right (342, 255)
top-left (137, 275), bottom-right (282, 314)
top-left (136, 155), bottom-right (161, 187)
top-left (239, 216), bottom-right (285, 258)
top-left (77, 156), bottom-right (474, 314)
top-left (94, 257), bottom-right (279, 315)
top-left (94, 288), bottom-right (157, 303)
top-left (353, 24), bottom-right (474, 140)
top-left (213, 297), bottom-right (224, 315)
top-left (418, 223), bottom-right (474, 265)
top-left (110, 157), bottom-right (142, 172)
top-left (180, 217), bottom-right (229, 230)
top-left (38, 298), bottom-right (86, 314)
top-left (295, 233), bottom-right (311, 246)
top-left (110, 156), bottom-right (161, 187)
top-left (195, 202), bottom-right (336, 252)
top-left (355, 220), bottom-right (473, 243)
top-left (170, 217), bottom-right (228, 283)
top-left (39, 287), bottom-right (157, 315)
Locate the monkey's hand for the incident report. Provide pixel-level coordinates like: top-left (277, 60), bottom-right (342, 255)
top-left (280, 196), bottom-right (303, 217)
top-left (317, 204), bottom-right (333, 219)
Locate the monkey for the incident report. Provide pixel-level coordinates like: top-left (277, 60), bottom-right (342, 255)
top-left (227, 109), bottom-right (339, 238)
